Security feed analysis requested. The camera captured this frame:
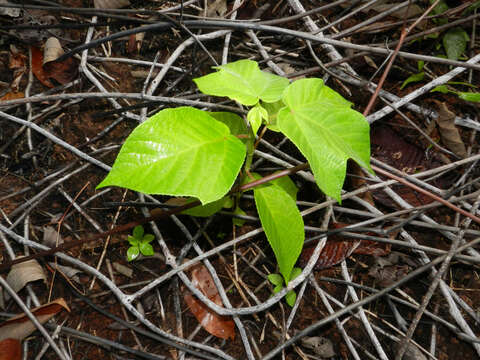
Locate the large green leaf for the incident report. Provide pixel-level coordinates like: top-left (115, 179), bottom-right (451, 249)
top-left (254, 180), bottom-right (304, 284)
top-left (194, 60), bottom-right (290, 106)
top-left (97, 107), bottom-right (246, 204)
top-left (277, 78), bottom-right (372, 202)
top-left (443, 27), bottom-right (469, 61)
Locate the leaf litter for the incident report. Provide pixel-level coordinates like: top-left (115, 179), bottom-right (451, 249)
top-left (1, 0), bottom-right (480, 359)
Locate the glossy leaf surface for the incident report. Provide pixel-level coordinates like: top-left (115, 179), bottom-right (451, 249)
top-left (254, 180), bottom-right (304, 284)
top-left (97, 107), bottom-right (246, 205)
top-left (194, 60), bottom-right (289, 106)
top-left (278, 78), bottom-right (372, 201)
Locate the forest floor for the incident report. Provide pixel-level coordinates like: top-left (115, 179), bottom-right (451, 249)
top-left (1, 0), bottom-right (480, 359)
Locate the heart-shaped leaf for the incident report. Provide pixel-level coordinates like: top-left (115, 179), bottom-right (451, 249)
top-left (97, 107), bottom-right (246, 205)
top-left (254, 178), bottom-right (304, 284)
top-left (194, 59), bottom-right (289, 106)
top-left (278, 78), bottom-right (372, 202)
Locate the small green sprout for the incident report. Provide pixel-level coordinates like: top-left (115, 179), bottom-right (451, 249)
top-left (126, 225), bottom-right (155, 261)
top-left (268, 267), bottom-right (302, 307)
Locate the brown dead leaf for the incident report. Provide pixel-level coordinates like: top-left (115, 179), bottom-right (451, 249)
top-left (0, 298), bottom-right (70, 341)
top-left (8, 46), bottom-right (27, 91)
top-left (31, 46), bottom-right (54, 88)
top-left (0, 338), bottom-right (21, 360)
top-left (299, 223), bottom-right (360, 270)
top-left (371, 125), bottom-right (450, 208)
top-left (0, 92), bottom-right (24, 101)
top-left (353, 239), bottom-right (391, 256)
top-left (434, 101), bottom-right (467, 158)
top-left (32, 44), bottom-right (78, 87)
top-left (299, 223), bottom-right (391, 270)
top-left (183, 264), bottom-right (235, 340)
top-left (43, 58), bottom-right (78, 85)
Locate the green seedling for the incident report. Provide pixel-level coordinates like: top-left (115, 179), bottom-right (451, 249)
top-left (268, 267), bottom-right (302, 307)
top-left (97, 59), bottom-right (372, 301)
top-left (126, 225), bottom-right (155, 261)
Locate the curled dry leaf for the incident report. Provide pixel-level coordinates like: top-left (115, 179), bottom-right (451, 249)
top-left (0, 298), bottom-right (70, 342)
top-left (94, 0), bottom-right (130, 9)
top-left (5, 258), bottom-right (46, 302)
top-left (183, 263), bottom-right (235, 340)
top-left (43, 37), bottom-right (64, 64)
top-left (0, 338), bottom-right (22, 360)
top-left (434, 101), bottom-right (467, 158)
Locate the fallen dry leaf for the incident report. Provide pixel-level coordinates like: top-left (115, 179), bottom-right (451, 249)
top-left (42, 226), bottom-right (63, 248)
top-left (299, 223), bottom-right (391, 270)
top-left (0, 338), bottom-right (22, 360)
top-left (43, 37), bottom-right (64, 64)
top-left (0, 92), bottom-right (24, 101)
top-left (31, 46), bottom-right (54, 88)
top-left (32, 45), bottom-right (78, 87)
top-left (368, 251), bottom-right (416, 287)
top-left (0, 298), bottom-right (70, 342)
top-left (434, 101), bottom-right (467, 158)
top-left (299, 223), bottom-right (360, 270)
top-left (5, 258), bottom-right (46, 302)
top-left (183, 264), bottom-right (235, 340)
top-left (8, 46), bottom-right (27, 91)
top-left (205, 0), bottom-right (227, 17)
top-left (371, 125), bottom-right (449, 208)
top-left (43, 57), bottom-right (78, 85)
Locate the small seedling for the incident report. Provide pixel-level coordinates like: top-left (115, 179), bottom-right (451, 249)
top-left (98, 59), bottom-right (372, 300)
top-left (126, 225), bottom-right (155, 261)
top-left (268, 267), bottom-right (302, 307)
